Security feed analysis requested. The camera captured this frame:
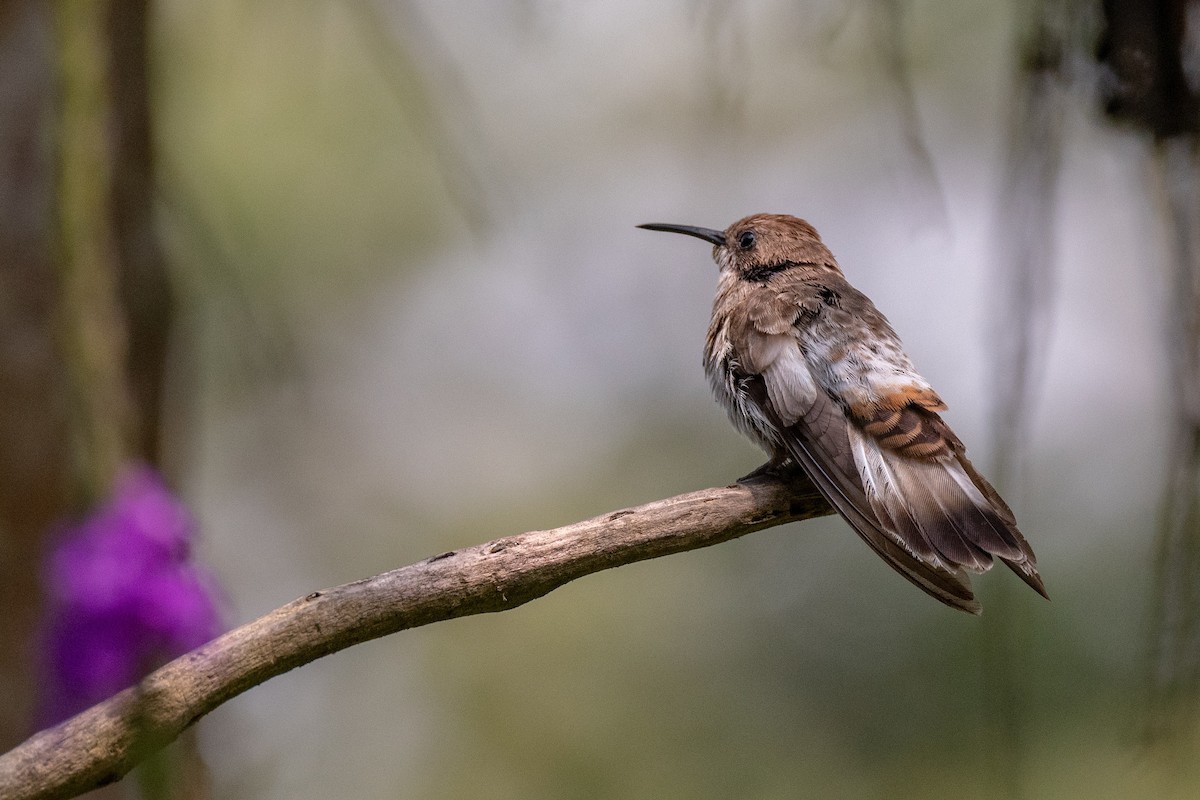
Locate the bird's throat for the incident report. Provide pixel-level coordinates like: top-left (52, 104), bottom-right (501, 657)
top-left (740, 260), bottom-right (820, 283)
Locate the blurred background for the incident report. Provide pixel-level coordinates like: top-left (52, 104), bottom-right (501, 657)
top-left (3, 0), bottom-right (1200, 798)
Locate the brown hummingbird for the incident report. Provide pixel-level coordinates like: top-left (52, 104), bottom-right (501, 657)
top-left (639, 213), bottom-right (1046, 613)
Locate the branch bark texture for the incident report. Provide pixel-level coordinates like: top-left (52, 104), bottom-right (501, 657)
top-left (0, 476), bottom-right (830, 800)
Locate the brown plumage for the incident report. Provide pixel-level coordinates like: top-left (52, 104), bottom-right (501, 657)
top-left (639, 213), bottom-right (1046, 614)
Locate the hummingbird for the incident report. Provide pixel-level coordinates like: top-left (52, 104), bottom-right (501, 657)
top-left (638, 213), bottom-right (1046, 613)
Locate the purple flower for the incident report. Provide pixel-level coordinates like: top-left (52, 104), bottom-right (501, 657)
top-left (40, 465), bottom-right (222, 725)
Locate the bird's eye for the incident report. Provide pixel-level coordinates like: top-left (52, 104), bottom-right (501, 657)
top-left (737, 230), bottom-right (756, 250)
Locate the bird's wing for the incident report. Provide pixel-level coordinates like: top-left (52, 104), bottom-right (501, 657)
top-left (755, 274), bottom-right (1045, 601)
top-left (738, 334), bottom-right (983, 613)
top-left (849, 402), bottom-right (1045, 597)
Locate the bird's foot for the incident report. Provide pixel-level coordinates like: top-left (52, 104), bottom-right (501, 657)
top-left (736, 457), bottom-right (803, 485)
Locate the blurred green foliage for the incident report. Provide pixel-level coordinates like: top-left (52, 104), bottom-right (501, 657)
top-left (154, 2), bottom-right (456, 329)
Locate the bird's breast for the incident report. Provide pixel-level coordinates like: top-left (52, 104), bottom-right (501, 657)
top-left (704, 310), bottom-right (783, 451)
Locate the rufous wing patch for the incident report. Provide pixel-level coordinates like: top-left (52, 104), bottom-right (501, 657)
top-left (853, 402), bottom-right (958, 460)
top-left (879, 385), bottom-right (947, 412)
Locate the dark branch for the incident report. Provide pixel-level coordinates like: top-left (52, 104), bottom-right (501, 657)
top-left (0, 475), bottom-right (830, 800)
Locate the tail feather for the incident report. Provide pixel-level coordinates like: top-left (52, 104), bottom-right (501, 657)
top-left (766, 388), bottom-right (981, 613)
top-left (859, 438), bottom-right (998, 572)
top-left (854, 430), bottom-right (1037, 576)
top-left (786, 428), bottom-right (982, 614)
top-left (956, 456), bottom-right (1049, 599)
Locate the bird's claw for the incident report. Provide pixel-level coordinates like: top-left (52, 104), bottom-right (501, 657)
top-left (736, 457), bottom-right (803, 484)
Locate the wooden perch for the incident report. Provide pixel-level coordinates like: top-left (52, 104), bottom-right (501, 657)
top-left (0, 475), bottom-right (831, 800)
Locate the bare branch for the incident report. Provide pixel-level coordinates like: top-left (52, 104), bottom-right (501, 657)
top-left (0, 476), bottom-right (830, 800)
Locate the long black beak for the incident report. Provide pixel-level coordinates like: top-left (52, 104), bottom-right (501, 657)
top-left (637, 223), bottom-right (726, 246)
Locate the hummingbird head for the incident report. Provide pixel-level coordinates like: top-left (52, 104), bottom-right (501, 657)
top-left (638, 213), bottom-right (838, 280)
